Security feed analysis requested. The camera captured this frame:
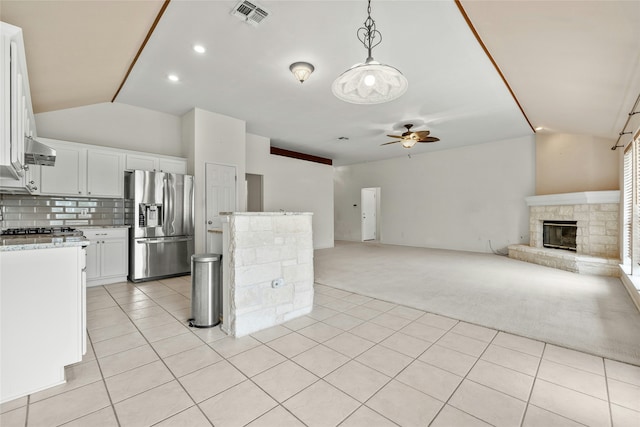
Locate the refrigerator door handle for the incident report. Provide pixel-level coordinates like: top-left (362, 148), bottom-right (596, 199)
top-left (136, 237), bottom-right (193, 244)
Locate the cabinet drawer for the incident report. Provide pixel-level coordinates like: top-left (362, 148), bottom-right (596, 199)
top-left (81, 228), bottom-right (128, 240)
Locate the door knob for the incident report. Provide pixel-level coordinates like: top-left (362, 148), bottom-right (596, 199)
top-left (207, 221), bottom-right (213, 225)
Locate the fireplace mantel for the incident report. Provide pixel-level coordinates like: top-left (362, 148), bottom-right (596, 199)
top-left (525, 191), bottom-right (620, 207)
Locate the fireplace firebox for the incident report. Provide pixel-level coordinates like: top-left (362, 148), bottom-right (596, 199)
top-left (543, 220), bottom-right (577, 251)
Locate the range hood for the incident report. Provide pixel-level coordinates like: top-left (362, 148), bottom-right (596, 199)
top-left (24, 136), bottom-right (56, 166)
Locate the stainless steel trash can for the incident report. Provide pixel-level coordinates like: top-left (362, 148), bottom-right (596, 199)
top-left (189, 253), bottom-right (221, 328)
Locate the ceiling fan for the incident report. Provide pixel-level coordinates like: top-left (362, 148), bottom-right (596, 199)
top-left (382, 124), bottom-right (440, 148)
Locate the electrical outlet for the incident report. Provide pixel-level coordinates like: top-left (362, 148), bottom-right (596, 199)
top-left (78, 208), bottom-right (90, 219)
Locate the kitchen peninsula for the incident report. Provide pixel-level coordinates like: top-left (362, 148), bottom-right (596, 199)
top-left (220, 212), bottom-right (314, 337)
top-left (0, 239), bottom-right (88, 403)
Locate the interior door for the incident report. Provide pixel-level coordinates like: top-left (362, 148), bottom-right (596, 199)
top-left (361, 188), bottom-right (377, 241)
top-left (205, 163), bottom-right (236, 251)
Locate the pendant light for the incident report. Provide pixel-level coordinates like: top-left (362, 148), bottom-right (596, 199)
top-left (332, 0), bottom-right (408, 104)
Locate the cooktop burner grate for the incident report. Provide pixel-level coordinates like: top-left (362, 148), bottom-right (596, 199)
top-left (1, 227), bottom-right (83, 237)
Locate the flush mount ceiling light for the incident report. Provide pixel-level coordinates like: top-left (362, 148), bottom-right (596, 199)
top-left (167, 74), bottom-right (179, 82)
top-left (332, 0), bottom-right (408, 104)
top-left (193, 44), bottom-right (206, 54)
top-left (289, 62), bottom-right (315, 83)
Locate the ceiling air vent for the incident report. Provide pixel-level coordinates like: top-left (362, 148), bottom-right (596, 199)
top-left (231, 0), bottom-right (269, 26)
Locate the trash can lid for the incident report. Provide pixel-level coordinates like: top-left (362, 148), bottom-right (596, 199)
top-left (192, 253), bottom-right (221, 262)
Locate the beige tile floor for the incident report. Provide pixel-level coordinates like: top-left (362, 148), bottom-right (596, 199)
top-left (2, 276), bottom-right (640, 427)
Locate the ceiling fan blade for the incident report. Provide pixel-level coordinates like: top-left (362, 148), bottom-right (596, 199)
top-left (386, 134), bottom-right (405, 139)
top-left (417, 137), bottom-right (440, 143)
top-left (381, 141), bottom-right (400, 146)
top-left (413, 130), bottom-right (431, 137)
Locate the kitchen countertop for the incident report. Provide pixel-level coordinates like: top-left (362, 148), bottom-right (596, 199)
top-left (0, 238), bottom-right (89, 252)
top-left (219, 212), bottom-right (312, 216)
top-left (77, 225), bottom-right (131, 229)
top-left (0, 225), bottom-right (128, 251)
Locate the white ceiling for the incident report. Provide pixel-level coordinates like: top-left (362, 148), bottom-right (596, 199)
top-left (3, 0), bottom-right (640, 166)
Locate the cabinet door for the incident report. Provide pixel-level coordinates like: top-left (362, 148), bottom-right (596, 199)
top-left (126, 154), bottom-right (158, 172)
top-left (159, 158), bottom-right (187, 174)
top-left (87, 150), bottom-right (123, 197)
top-left (39, 145), bottom-right (84, 195)
top-left (100, 238), bottom-right (128, 278)
top-left (84, 241), bottom-right (100, 281)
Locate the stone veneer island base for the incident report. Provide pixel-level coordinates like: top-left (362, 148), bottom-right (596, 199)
top-left (220, 212), bottom-right (314, 337)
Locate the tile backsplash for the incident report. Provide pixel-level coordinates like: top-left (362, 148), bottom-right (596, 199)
top-left (0, 194), bottom-right (125, 229)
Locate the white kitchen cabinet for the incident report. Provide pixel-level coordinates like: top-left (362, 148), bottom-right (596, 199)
top-left (0, 22), bottom-right (36, 182)
top-left (39, 142), bottom-right (85, 195)
top-left (0, 245), bottom-right (85, 403)
top-left (125, 153), bottom-right (187, 174)
top-left (38, 139), bottom-right (124, 198)
top-left (0, 163), bottom-right (40, 194)
top-left (159, 157), bottom-right (187, 174)
top-left (80, 228), bottom-right (128, 286)
top-left (87, 149), bottom-right (124, 197)
top-left (126, 153), bottom-right (157, 172)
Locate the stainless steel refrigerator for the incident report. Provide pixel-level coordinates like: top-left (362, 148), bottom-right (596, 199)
top-left (125, 170), bottom-right (195, 282)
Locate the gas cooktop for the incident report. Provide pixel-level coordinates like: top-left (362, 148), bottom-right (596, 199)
top-left (1, 227), bottom-right (82, 236)
top-left (1, 227), bottom-right (86, 245)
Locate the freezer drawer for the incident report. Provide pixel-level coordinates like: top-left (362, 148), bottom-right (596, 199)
top-left (129, 236), bottom-right (194, 282)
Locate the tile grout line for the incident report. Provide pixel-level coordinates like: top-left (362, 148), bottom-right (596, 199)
top-left (426, 326), bottom-right (500, 426)
top-left (102, 280), bottom-right (216, 426)
top-left (524, 346), bottom-right (598, 426)
top-left (122, 277), bottom-right (332, 425)
top-left (236, 289), bottom-right (409, 426)
top-left (603, 358), bottom-right (614, 427)
top-left (519, 342), bottom-right (545, 427)
top-left (84, 322), bottom-right (123, 427)
top-left (320, 283), bottom-right (632, 426)
top-left (20, 279), bottom-right (637, 427)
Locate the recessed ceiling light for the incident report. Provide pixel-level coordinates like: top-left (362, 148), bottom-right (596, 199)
top-left (168, 74), bottom-right (179, 82)
top-left (535, 126), bottom-right (543, 131)
top-left (193, 45), bottom-right (206, 54)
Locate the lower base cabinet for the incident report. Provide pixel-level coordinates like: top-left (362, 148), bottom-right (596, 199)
top-left (80, 228), bottom-right (128, 286)
top-left (0, 245), bottom-right (85, 403)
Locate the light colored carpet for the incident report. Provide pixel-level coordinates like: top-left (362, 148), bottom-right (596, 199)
top-left (314, 241), bottom-right (640, 366)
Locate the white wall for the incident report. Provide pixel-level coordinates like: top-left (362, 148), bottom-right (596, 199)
top-left (246, 133), bottom-right (334, 249)
top-left (183, 108), bottom-right (246, 254)
top-left (35, 102), bottom-right (183, 156)
top-left (334, 136), bottom-right (536, 253)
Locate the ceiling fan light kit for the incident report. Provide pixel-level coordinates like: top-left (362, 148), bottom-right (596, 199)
top-left (332, 0), bottom-right (408, 104)
top-left (401, 139), bottom-right (417, 149)
top-left (289, 62), bottom-right (315, 83)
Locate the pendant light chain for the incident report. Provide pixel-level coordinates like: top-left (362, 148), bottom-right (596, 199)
top-left (357, 0), bottom-right (382, 62)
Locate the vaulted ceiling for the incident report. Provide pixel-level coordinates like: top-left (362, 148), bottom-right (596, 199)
top-left (2, 0), bottom-right (639, 165)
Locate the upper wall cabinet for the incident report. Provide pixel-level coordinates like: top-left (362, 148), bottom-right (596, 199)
top-left (0, 22), bottom-right (36, 184)
top-left (38, 139), bottom-right (124, 198)
top-left (125, 153), bottom-right (187, 174)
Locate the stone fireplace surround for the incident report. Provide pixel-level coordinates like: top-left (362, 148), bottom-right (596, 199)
top-left (508, 191), bottom-right (621, 277)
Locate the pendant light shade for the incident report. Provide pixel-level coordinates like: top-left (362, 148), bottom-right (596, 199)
top-left (332, 60), bottom-right (407, 104)
top-left (332, 0), bottom-right (407, 104)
